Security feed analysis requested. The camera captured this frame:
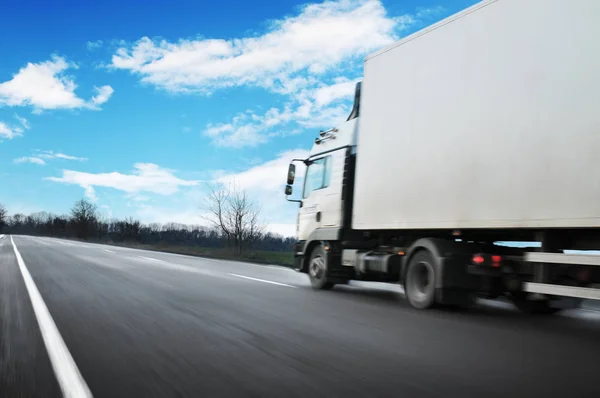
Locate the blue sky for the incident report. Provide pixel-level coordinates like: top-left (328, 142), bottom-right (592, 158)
top-left (0, 0), bottom-right (478, 236)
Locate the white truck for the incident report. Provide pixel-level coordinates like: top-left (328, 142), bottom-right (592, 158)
top-left (284, 0), bottom-right (600, 313)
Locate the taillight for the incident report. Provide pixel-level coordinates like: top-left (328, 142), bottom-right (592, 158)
top-left (491, 255), bottom-right (502, 267)
top-left (472, 254), bottom-right (502, 267)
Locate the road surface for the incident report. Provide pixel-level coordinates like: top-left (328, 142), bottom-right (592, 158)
top-left (1, 234), bottom-right (599, 397)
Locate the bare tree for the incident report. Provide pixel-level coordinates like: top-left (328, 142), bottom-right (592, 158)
top-left (0, 203), bottom-right (6, 231)
top-left (123, 217), bottom-right (141, 241)
top-left (70, 199), bottom-right (98, 240)
top-left (203, 182), bottom-right (264, 256)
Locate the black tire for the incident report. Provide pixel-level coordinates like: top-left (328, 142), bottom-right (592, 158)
top-left (405, 250), bottom-right (437, 309)
top-left (308, 245), bottom-right (334, 290)
top-left (510, 292), bottom-right (561, 315)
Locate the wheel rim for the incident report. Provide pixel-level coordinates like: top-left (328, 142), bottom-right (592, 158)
top-left (309, 255), bottom-right (325, 279)
top-left (410, 261), bottom-right (432, 299)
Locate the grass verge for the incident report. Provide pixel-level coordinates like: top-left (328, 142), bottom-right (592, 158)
top-left (103, 242), bottom-right (295, 267)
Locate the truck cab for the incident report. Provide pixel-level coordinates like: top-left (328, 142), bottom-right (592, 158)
top-left (297, 121), bottom-right (357, 240)
top-left (286, 83), bottom-right (360, 244)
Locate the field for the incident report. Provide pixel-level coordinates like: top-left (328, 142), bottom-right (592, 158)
top-left (104, 242), bottom-right (295, 267)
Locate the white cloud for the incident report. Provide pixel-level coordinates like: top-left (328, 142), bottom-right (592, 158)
top-left (312, 77), bottom-right (360, 106)
top-left (0, 114), bottom-right (31, 141)
top-left (217, 148), bottom-right (308, 192)
top-left (90, 85), bottom-right (114, 106)
top-left (204, 122), bottom-right (266, 148)
top-left (0, 122), bottom-right (22, 139)
top-left (54, 153), bottom-right (88, 161)
top-left (111, 0), bottom-right (400, 94)
top-left (126, 193), bottom-right (151, 202)
top-left (0, 114), bottom-right (31, 140)
top-left (0, 55), bottom-right (113, 111)
top-left (35, 150), bottom-right (88, 162)
top-left (14, 156), bottom-right (46, 165)
top-left (14, 150), bottom-right (87, 166)
top-left (14, 114), bottom-right (30, 130)
top-left (266, 224), bottom-right (297, 238)
top-left (111, 1), bottom-right (444, 148)
top-left (296, 101), bottom-right (350, 129)
top-left (87, 40), bottom-right (104, 50)
top-left (416, 6), bottom-right (445, 19)
top-left (0, 56), bottom-right (84, 109)
top-left (202, 81), bottom-right (354, 147)
top-left (83, 185), bottom-right (98, 201)
top-left (47, 163), bottom-right (200, 199)
top-left (204, 106), bottom-right (296, 147)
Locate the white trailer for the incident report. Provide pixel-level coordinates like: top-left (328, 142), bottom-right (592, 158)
top-left (284, 0), bottom-right (600, 312)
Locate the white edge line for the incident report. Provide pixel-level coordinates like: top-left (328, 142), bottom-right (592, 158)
top-left (228, 273), bottom-right (297, 288)
top-left (11, 236), bottom-right (93, 398)
top-left (137, 255), bottom-right (165, 263)
top-left (102, 249), bottom-right (116, 254)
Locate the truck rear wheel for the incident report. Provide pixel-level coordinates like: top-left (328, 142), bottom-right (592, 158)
top-left (405, 251), bottom-right (437, 309)
top-left (308, 245), bottom-right (334, 290)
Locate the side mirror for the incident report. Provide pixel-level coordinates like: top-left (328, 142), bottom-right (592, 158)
top-left (287, 164), bottom-right (296, 185)
top-left (285, 185), bottom-right (293, 196)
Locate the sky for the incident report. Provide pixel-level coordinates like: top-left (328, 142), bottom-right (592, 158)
top-left (0, 0), bottom-right (478, 237)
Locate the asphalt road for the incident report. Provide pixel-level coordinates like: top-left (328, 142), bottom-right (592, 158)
top-left (1, 234), bottom-right (600, 398)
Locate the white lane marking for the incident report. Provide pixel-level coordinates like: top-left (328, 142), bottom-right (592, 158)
top-left (137, 256), bottom-right (166, 263)
top-left (227, 273), bottom-right (297, 288)
top-left (263, 265), bottom-right (287, 270)
top-left (103, 246), bottom-right (289, 270)
top-left (147, 261), bottom-right (219, 277)
top-left (56, 240), bottom-right (75, 246)
top-left (69, 241), bottom-right (91, 248)
top-left (73, 254), bottom-right (120, 270)
top-left (102, 249), bottom-right (116, 254)
top-left (128, 257), bottom-right (231, 279)
top-left (10, 236), bottom-right (92, 398)
top-left (241, 262), bottom-right (289, 270)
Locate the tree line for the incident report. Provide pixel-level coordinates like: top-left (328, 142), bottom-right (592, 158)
top-left (0, 186), bottom-right (294, 254)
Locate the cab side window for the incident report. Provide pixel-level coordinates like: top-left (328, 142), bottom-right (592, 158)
top-left (303, 156), bottom-right (332, 199)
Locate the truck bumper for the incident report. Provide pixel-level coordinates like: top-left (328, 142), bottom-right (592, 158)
top-left (439, 255), bottom-right (481, 290)
top-left (436, 255), bottom-right (506, 305)
top-left (466, 264), bottom-right (503, 278)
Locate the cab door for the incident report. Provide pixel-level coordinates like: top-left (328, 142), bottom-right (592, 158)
top-left (297, 156), bottom-right (331, 241)
top-left (319, 149), bottom-right (344, 228)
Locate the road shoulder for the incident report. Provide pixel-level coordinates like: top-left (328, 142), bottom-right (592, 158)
top-left (0, 237), bottom-right (61, 397)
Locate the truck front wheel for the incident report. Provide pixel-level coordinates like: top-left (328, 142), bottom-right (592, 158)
top-left (308, 245), bottom-right (335, 290)
top-left (405, 250), bottom-right (437, 309)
